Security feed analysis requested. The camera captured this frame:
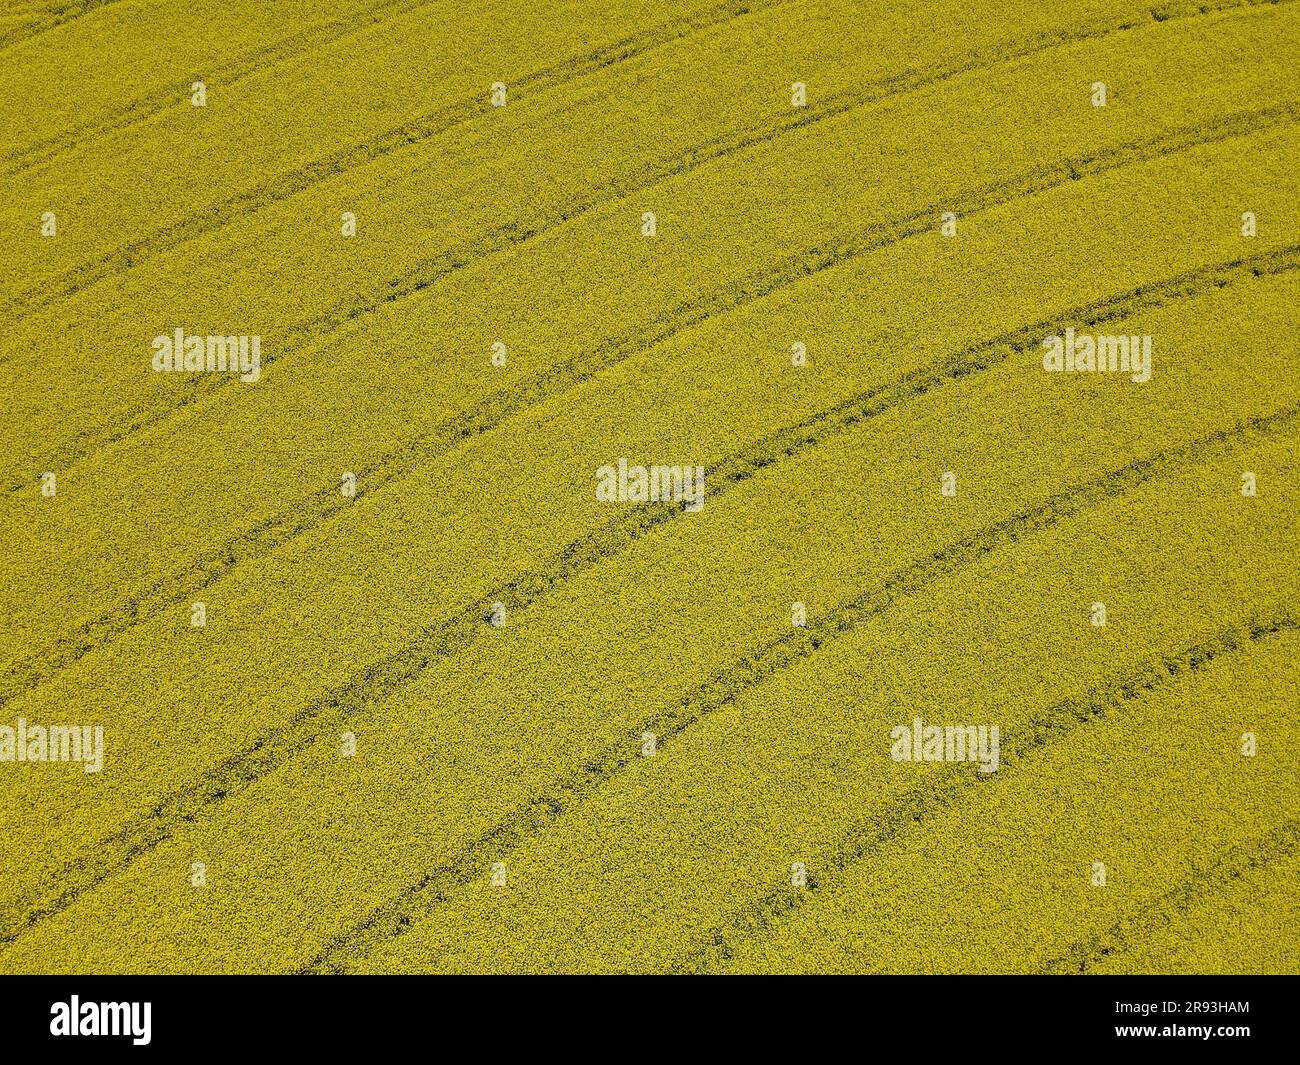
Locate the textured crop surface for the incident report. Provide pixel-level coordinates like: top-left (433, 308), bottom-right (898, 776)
top-left (0, 0), bottom-right (1296, 975)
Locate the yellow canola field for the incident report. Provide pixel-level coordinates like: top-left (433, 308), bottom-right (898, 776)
top-left (0, 0), bottom-right (1296, 973)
